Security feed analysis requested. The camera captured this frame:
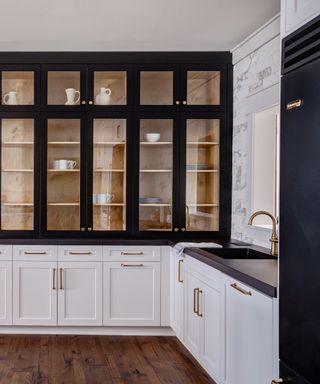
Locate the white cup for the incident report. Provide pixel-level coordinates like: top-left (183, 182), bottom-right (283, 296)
top-left (67, 160), bottom-right (77, 169)
top-left (93, 193), bottom-right (114, 204)
top-left (53, 159), bottom-right (77, 170)
top-left (65, 88), bottom-right (80, 105)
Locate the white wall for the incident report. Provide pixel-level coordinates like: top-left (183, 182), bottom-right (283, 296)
top-left (232, 15), bottom-right (281, 247)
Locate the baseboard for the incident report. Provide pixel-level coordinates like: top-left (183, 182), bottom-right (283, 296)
top-left (0, 326), bottom-right (175, 336)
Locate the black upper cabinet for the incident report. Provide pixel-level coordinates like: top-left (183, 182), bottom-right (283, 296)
top-left (0, 52), bottom-right (232, 239)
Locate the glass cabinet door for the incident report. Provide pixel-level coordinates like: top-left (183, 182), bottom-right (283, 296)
top-left (92, 118), bottom-right (126, 231)
top-left (185, 118), bottom-right (220, 231)
top-left (139, 118), bottom-right (174, 231)
top-left (45, 68), bottom-right (84, 107)
top-left (1, 69), bottom-right (36, 107)
top-left (92, 71), bottom-right (127, 106)
top-left (46, 118), bottom-right (81, 231)
top-left (1, 118), bottom-right (35, 230)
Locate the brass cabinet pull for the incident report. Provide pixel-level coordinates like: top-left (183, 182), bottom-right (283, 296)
top-left (181, 227), bottom-right (186, 232)
top-left (24, 251), bottom-right (47, 255)
top-left (120, 251), bottom-right (144, 255)
top-left (178, 259), bottom-right (183, 283)
top-left (59, 268), bottom-right (64, 290)
top-left (197, 289), bottom-right (203, 317)
top-left (182, 100), bottom-right (187, 105)
top-left (271, 380), bottom-right (283, 384)
top-left (193, 288), bottom-right (199, 314)
top-left (286, 99), bottom-right (302, 110)
top-left (52, 268), bottom-right (56, 290)
top-left (230, 282), bottom-right (252, 296)
top-left (175, 100), bottom-right (180, 105)
top-left (81, 100), bottom-right (86, 105)
top-left (174, 228), bottom-right (179, 232)
top-left (87, 227), bottom-right (92, 231)
top-left (69, 251), bottom-right (92, 255)
top-left (80, 227), bottom-right (86, 232)
top-left (121, 263), bottom-right (144, 267)
top-left (89, 101), bottom-right (93, 105)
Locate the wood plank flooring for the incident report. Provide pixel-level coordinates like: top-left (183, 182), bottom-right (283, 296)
top-left (0, 335), bottom-right (215, 384)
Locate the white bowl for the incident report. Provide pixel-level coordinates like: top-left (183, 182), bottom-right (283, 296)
top-left (145, 133), bottom-right (160, 142)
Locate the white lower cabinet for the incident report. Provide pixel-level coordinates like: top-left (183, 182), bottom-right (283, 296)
top-left (13, 261), bottom-right (57, 326)
top-left (103, 261), bottom-right (160, 326)
top-left (58, 262), bottom-right (102, 326)
top-left (184, 261), bottom-right (221, 383)
top-left (0, 261), bottom-right (12, 325)
top-left (170, 252), bottom-right (185, 341)
top-left (223, 275), bottom-right (274, 384)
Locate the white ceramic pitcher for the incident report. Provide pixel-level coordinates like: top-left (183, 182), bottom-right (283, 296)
top-left (95, 87), bottom-right (111, 105)
top-left (3, 91), bottom-right (18, 105)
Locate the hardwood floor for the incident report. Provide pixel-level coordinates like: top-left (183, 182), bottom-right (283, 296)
top-left (0, 335), bottom-right (215, 384)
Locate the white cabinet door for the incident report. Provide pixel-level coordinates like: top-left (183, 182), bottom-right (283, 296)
top-left (184, 271), bottom-right (201, 358)
top-left (282, 0), bottom-right (320, 36)
top-left (199, 280), bottom-right (221, 383)
top-left (103, 261), bottom-right (160, 326)
top-left (224, 277), bottom-right (273, 384)
top-left (13, 261), bottom-right (57, 326)
top-left (0, 261), bottom-right (12, 325)
top-left (58, 262), bottom-right (102, 326)
top-left (171, 253), bottom-right (185, 341)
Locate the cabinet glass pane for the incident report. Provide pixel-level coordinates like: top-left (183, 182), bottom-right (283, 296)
top-left (47, 119), bottom-right (80, 230)
top-left (93, 119), bottom-right (126, 231)
top-left (139, 119), bottom-right (173, 231)
top-left (94, 72), bottom-right (126, 105)
top-left (1, 119), bottom-right (34, 230)
top-left (140, 71), bottom-right (173, 105)
top-left (187, 71), bottom-right (220, 105)
top-left (186, 119), bottom-right (219, 231)
top-left (1, 71), bottom-right (34, 105)
top-left (47, 71), bottom-right (81, 105)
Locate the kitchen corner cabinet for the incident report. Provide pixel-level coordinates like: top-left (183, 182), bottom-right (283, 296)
top-left (0, 53), bottom-right (232, 239)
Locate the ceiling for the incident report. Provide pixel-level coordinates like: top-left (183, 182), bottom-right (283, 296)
top-left (0, 0), bottom-right (280, 51)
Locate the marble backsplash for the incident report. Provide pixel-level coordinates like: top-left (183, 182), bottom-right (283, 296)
top-left (232, 35), bottom-right (280, 245)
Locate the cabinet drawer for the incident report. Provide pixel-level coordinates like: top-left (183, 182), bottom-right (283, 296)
top-left (0, 245), bottom-right (12, 261)
top-left (186, 255), bottom-right (220, 291)
top-left (103, 246), bottom-right (160, 261)
top-left (58, 246), bottom-right (102, 261)
top-left (13, 245), bottom-right (57, 261)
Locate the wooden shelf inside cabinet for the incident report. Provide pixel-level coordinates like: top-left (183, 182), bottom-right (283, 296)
top-left (2, 141), bottom-right (34, 146)
top-left (48, 142), bottom-right (80, 145)
top-left (186, 169), bottom-right (219, 173)
top-left (48, 169), bottom-right (80, 173)
top-left (94, 169), bottom-right (125, 172)
top-left (139, 203), bottom-right (171, 207)
top-left (94, 142), bottom-right (125, 146)
top-left (140, 142), bottom-right (172, 146)
top-left (94, 203), bottom-right (125, 206)
top-left (140, 169), bottom-right (172, 173)
top-left (47, 203), bottom-right (80, 206)
top-left (2, 202), bottom-right (34, 206)
top-left (187, 203), bottom-right (219, 207)
top-left (1, 169), bottom-right (33, 172)
top-left (187, 141), bottom-right (219, 146)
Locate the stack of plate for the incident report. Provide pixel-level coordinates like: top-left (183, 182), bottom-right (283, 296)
top-left (139, 197), bottom-right (162, 204)
top-left (187, 164), bottom-right (209, 170)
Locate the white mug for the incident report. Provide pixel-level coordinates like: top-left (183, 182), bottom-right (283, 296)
top-left (53, 159), bottom-right (77, 170)
top-left (3, 91), bottom-right (18, 105)
top-left (93, 194), bottom-right (114, 204)
top-left (65, 88), bottom-right (80, 105)
top-left (67, 160), bottom-right (77, 169)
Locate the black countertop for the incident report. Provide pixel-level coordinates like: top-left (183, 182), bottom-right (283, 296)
top-left (180, 243), bottom-right (278, 298)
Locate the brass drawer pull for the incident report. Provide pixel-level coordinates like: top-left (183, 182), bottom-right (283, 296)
top-left (197, 289), bottom-right (203, 317)
top-left (24, 251), bottom-right (47, 255)
top-left (59, 268), bottom-right (64, 290)
top-left (178, 259), bottom-right (183, 283)
top-left (120, 251), bottom-right (144, 255)
top-left (52, 268), bottom-right (56, 290)
top-left (230, 282), bottom-right (252, 296)
top-left (121, 263), bottom-right (144, 267)
top-left (271, 380), bottom-right (284, 384)
top-left (69, 251), bottom-right (92, 255)
top-left (193, 288), bottom-right (199, 314)
top-left (286, 99), bottom-right (303, 110)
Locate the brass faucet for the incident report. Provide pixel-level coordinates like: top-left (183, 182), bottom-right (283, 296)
top-left (248, 211), bottom-right (278, 256)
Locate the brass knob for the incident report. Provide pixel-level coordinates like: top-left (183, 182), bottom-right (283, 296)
top-left (182, 100), bottom-right (187, 105)
top-left (87, 227), bottom-right (92, 231)
top-left (181, 228), bottom-right (186, 232)
top-left (80, 227), bottom-right (86, 232)
top-left (174, 228), bottom-right (179, 232)
top-left (175, 101), bottom-right (180, 105)
top-left (271, 380), bottom-right (284, 384)
top-left (81, 100), bottom-right (86, 105)
top-left (88, 101), bottom-right (93, 105)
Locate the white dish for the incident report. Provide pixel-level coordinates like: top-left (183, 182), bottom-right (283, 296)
top-left (145, 133), bottom-right (160, 142)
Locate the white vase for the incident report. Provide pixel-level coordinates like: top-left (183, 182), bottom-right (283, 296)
top-left (95, 87), bottom-right (111, 105)
top-left (3, 91), bottom-right (18, 105)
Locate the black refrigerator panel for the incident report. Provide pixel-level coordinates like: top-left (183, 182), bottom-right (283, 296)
top-left (280, 57), bottom-right (320, 384)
